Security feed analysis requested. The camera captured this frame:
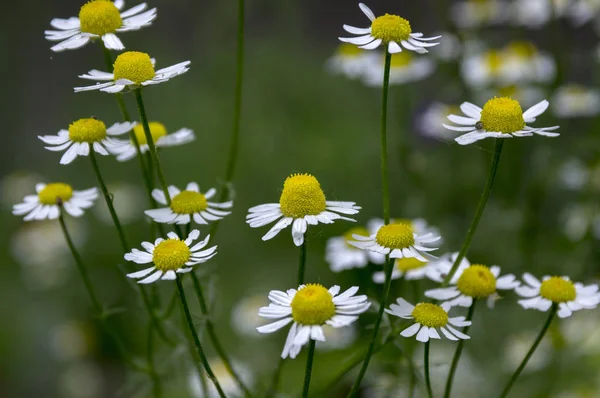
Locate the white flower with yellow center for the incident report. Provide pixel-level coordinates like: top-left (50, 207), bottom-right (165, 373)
top-left (45, 0), bottom-right (157, 52)
top-left (444, 97), bottom-right (560, 145)
top-left (256, 284), bottom-right (370, 359)
top-left (461, 49), bottom-right (506, 88)
top-left (125, 229), bottom-right (216, 284)
top-left (349, 222), bottom-right (440, 262)
top-left (425, 254), bottom-right (520, 308)
top-left (501, 41), bottom-right (556, 84)
top-left (373, 257), bottom-right (439, 283)
top-left (74, 51), bottom-right (190, 93)
top-left (367, 217), bottom-right (441, 246)
top-left (386, 298), bottom-right (471, 342)
top-left (145, 182), bottom-right (232, 225)
top-left (246, 173), bottom-right (360, 246)
top-left (325, 227), bottom-right (385, 272)
top-left (551, 84), bottom-right (600, 118)
top-left (515, 273), bottom-right (600, 318)
top-left (338, 3), bottom-right (440, 54)
top-left (107, 121), bottom-right (195, 161)
top-left (362, 51), bottom-right (435, 86)
top-left (38, 118), bottom-right (135, 165)
top-left (326, 43), bottom-right (373, 79)
top-left (13, 183), bottom-right (98, 221)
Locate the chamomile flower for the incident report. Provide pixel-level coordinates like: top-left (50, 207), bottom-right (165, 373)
top-left (515, 273), bottom-right (600, 318)
top-left (38, 118), bottom-right (134, 165)
top-left (386, 298), bottom-right (471, 342)
top-left (144, 183), bottom-right (232, 225)
top-left (362, 51), bottom-right (435, 86)
top-left (13, 183), bottom-right (98, 221)
top-left (325, 227), bottom-right (385, 272)
top-left (425, 253), bottom-right (520, 308)
top-left (372, 257), bottom-right (439, 283)
top-left (45, 0), bottom-right (156, 52)
top-left (339, 3), bottom-right (440, 54)
top-left (551, 85), bottom-right (600, 118)
top-left (444, 97), bottom-right (560, 145)
top-left (74, 51), bottom-right (190, 93)
top-left (125, 229), bottom-right (216, 284)
top-left (349, 222), bottom-right (440, 262)
top-left (108, 122), bottom-right (195, 161)
top-left (367, 217), bottom-right (441, 245)
top-left (326, 43), bottom-right (373, 80)
top-left (246, 173), bottom-right (360, 246)
top-left (256, 284), bottom-right (370, 359)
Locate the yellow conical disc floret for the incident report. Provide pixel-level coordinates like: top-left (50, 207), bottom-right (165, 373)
top-left (170, 191), bottom-right (208, 214)
top-left (79, 0), bottom-right (122, 36)
top-left (152, 239), bottom-right (190, 271)
top-left (412, 303), bottom-right (448, 328)
top-left (38, 183), bottom-right (73, 205)
top-left (113, 51), bottom-right (156, 84)
top-left (133, 122), bottom-right (167, 145)
top-left (540, 277), bottom-right (576, 303)
top-left (291, 284), bottom-right (335, 325)
top-left (371, 14), bottom-right (412, 43)
top-left (375, 223), bottom-right (415, 249)
top-left (68, 118), bottom-right (107, 143)
top-left (479, 97), bottom-right (525, 134)
top-left (457, 265), bottom-right (497, 298)
top-left (279, 174), bottom-right (326, 218)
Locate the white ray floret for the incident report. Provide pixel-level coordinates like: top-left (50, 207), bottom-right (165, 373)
top-left (325, 227), bottom-right (385, 272)
top-left (13, 183), bottom-right (98, 221)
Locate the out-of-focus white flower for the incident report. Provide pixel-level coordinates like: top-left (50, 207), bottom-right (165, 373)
top-left (558, 159), bottom-right (589, 191)
top-left (551, 85), bottom-right (600, 118)
top-left (562, 310), bottom-right (600, 356)
top-left (416, 103), bottom-right (462, 141)
top-left (508, 0), bottom-right (569, 28)
top-left (362, 51), bottom-right (435, 86)
top-left (326, 227), bottom-right (385, 272)
top-left (49, 321), bottom-right (92, 362)
top-left (59, 360), bottom-right (103, 398)
top-left (0, 171), bottom-right (43, 209)
top-left (317, 324), bottom-right (358, 351)
top-left (504, 331), bottom-right (552, 372)
top-left (231, 295), bottom-right (269, 337)
top-left (569, 0), bottom-right (600, 26)
top-left (451, 0), bottom-right (509, 29)
top-left (560, 203), bottom-right (600, 242)
top-left (431, 31), bottom-right (462, 61)
top-left (189, 359), bottom-right (252, 398)
top-left (326, 43), bottom-right (374, 80)
top-left (93, 182), bottom-right (144, 225)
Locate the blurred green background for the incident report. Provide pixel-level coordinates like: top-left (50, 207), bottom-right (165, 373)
top-left (2, 0), bottom-right (600, 397)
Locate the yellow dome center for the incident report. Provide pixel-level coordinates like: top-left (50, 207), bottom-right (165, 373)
top-left (279, 174), bottom-right (327, 218)
top-left (540, 277), bottom-right (576, 303)
top-left (68, 118), bottom-right (107, 143)
top-left (113, 51), bottom-right (156, 84)
top-left (79, 0), bottom-right (122, 36)
top-left (38, 183), bottom-right (74, 205)
top-left (411, 303), bottom-right (448, 328)
top-left (291, 284), bottom-right (336, 325)
top-left (133, 122), bottom-right (167, 145)
top-left (152, 239), bottom-right (191, 271)
top-left (371, 14), bottom-right (412, 43)
top-left (375, 223), bottom-right (415, 249)
top-left (170, 191), bottom-right (208, 214)
top-left (457, 265), bottom-right (497, 298)
top-left (480, 97), bottom-right (525, 134)
top-left (396, 257), bottom-right (427, 272)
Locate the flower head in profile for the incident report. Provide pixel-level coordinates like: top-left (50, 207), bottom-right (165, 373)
top-left (108, 121), bottom-right (195, 161)
top-left (444, 97), bottom-right (560, 145)
top-left (257, 284), bottom-right (370, 359)
top-left (367, 217), bottom-right (442, 246)
top-left (75, 51), bottom-right (190, 93)
top-left (246, 173), bottom-right (360, 246)
top-left (425, 253), bottom-right (520, 308)
top-left (125, 229), bottom-right (216, 284)
top-left (13, 183), bottom-right (98, 221)
top-left (362, 51), bottom-right (435, 86)
top-left (45, 0), bottom-right (157, 52)
top-left (386, 298), bottom-right (471, 342)
top-left (145, 183), bottom-right (232, 225)
top-left (38, 118), bottom-right (135, 165)
top-left (325, 227), bottom-right (385, 272)
top-left (339, 3), bottom-right (440, 54)
top-left (515, 273), bottom-right (600, 318)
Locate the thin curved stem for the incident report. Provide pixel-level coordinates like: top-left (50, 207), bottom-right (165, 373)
top-left (297, 239), bottom-right (308, 285)
top-left (380, 50), bottom-right (392, 224)
top-left (302, 340), bottom-right (316, 398)
top-left (424, 341), bottom-right (433, 398)
top-left (175, 276), bottom-right (227, 398)
top-left (444, 300), bottom-right (477, 398)
top-left (498, 305), bottom-right (558, 398)
top-left (442, 139), bottom-right (505, 286)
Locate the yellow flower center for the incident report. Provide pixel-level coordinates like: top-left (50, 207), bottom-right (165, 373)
top-left (389, 52), bottom-right (412, 68)
top-left (506, 41), bottom-right (536, 59)
top-left (396, 257), bottom-right (426, 272)
top-left (411, 303), bottom-right (448, 328)
top-left (540, 277), bottom-right (576, 303)
top-left (457, 265), bottom-right (497, 298)
top-left (113, 51), bottom-right (156, 84)
top-left (344, 227), bottom-right (370, 249)
top-left (152, 239), bottom-right (190, 271)
top-left (279, 174), bottom-right (327, 218)
top-left (371, 14), bottom-right (412, 43)
top-left (68, 118), bottom-right (107, 143)
top-left (484, 50), bottom-right (503, 74)
top-left (133, 122), bottom-right (167, 145)
top-left (79, 0), bottom-right (122, 36)
top-left (291, 284), bottom-right (336, 325)
top-left (479, 97), bottom-right (525, 134)
top-left (375, 223), bottom-right (415, 249)
top-left (337, 43), bottom-right (363, 57)
top-left (170, 191), bottom-right (208, 214)
top-left (38, 183), bottom-right (74, 205)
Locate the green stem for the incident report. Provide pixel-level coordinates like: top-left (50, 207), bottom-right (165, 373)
top-left (424, 341), bottom-right (433, 398)
top-left (380, 50), bottom-right (392, 224)
top-left (297, 239), bottom-right (308, 285)
top-left (175, 276), bottom-right (227, 398)
top-left (498, 305), bottom-right (558, 398)
top-left (442, 139), bottom-right (505, 286)
top-left (443, 300), bottom-right (477, 398)
top-left (302, 340), bottom-right (316, 398)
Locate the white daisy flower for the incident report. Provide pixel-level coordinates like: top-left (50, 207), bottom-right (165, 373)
top-left (416, 102), bottom-right (462, 141)
top-left (507, 0), bottom-right (562, 28)
top-left (372, 257), bottom-right (440, 283)
top-left (108, 121), bottom-right (195, 161)
top-left (385, 298), bottom-right (471, 342)
top-left (325, 227), bottom-right (385, 272)
top-left (551, 84), bottom-right (600, 118)
top-left (338, 3), bottom-right (440, 54)
top-left (444, 97), bottom-right (560, 145)
top-left (124, 229), bottom-right (217, 284)
top-left (246, 173), bottom-right (360, 247)
top-left (501, 41), bottom-right (556, 84)
top-left (38, 118), bottom-right (135, 165)
top-left (256, 284), bottom-right (370, 359)
top-left (45, 0), bottom-right (157, 52)
top-left (451, 0), bottom-right (509, 29)
top-left (515, 273), bottom-right (600, 318)
top-left (425, 253), bottom-right (521, 308)
top-left (144, 183), bottom-right (232, 225)
top-left (362, 51), bottom-right (435, 86)
top-left (349, 221), bottom-right (440, 262)
top-left (326, 43), bottom-right (373, 80)
top-left (74, 51), bottom-right (190, 93)
top-left (461, 49), bottom-right (506, 88)
top-left (13, 183), bottom-right (98, 221)
top-left (367, 217), bottom-right (441, 246)
top-left (568, 0), bottom-right (600, 26)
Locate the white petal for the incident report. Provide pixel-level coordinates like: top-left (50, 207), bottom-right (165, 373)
top-left (400, 323), bottom-right (421, 338)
